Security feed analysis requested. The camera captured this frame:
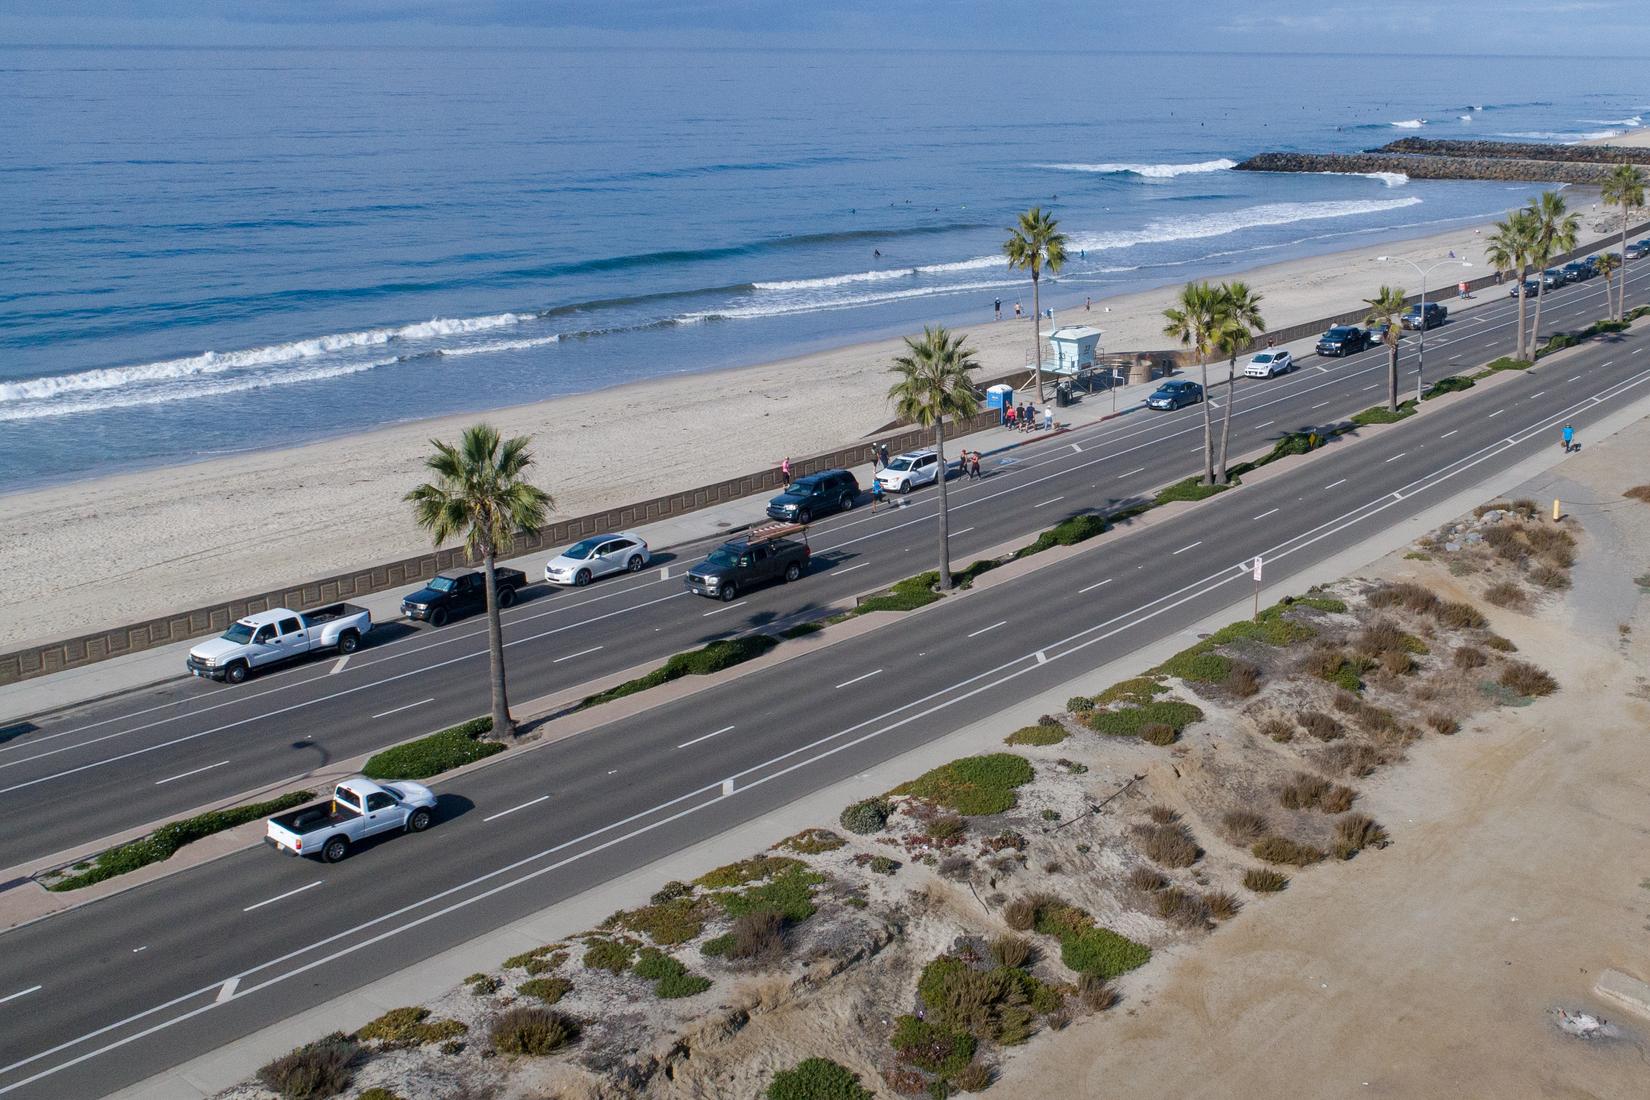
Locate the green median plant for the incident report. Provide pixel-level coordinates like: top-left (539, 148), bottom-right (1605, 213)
top-left (1350, 400), bottom-right (1417, 426)
top-left (363, 717), bottom-right (501, 779)
top-left (633, 948), bottom-right (712, 999)
top-left (852, 571), bottom-right (945, 614)
top-left (580, 635), bottom-right (778, 709)
top-left (1017, 513), bottom-right (1107, 557)
top-left (48, 789), bottom-right (316, 892)
top-left (891, 753), bottom-right (1035, 815)
top-left (1154, 476), bottom-right (1231, 505)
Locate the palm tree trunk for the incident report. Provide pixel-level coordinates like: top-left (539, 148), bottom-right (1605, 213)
top-left (482, 551), bottom-right (515, 738)
top-left (1030, 268), bottom-right (1044, 401)
top-left (1514, 262), bottom-right (1528, 360)
top-left (1387, 341), bottom-right (1399, 412)
top-left (933, 422), bottom-right (952, 590)
top-left (1529, 279), bottom-right (1546, 358)
top-left (1216, 355), bottom-right (1235, 484)
top-left (1199, 355), bottom-right (1214, 485)
top-left (1621, 212), bottom-right (1631, 321)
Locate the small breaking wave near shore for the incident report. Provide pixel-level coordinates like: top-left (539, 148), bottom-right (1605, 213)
top-left (1036, 159), bottom-right (1237, 178)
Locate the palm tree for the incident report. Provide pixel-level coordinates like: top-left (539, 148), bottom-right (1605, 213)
top-left (1595, 251), bottom-right (1621, 322)
top-left (1363, 286), bottom-right (1408, 412)
top-left (1162, 281), bottom-right (1228, 485)
top-left (1484, 209), bottom-right (1538, 361)
top-left (1003, 207), bottom-right (1067, 401)
top-left (888, 326), bottom-right (981, 591)
top-left (1212, 281), bottom-right (1266, 484)
top-left (1525, 190), bottom-right (1580, 355)
top-left (406, 424), bottom-right (553, 739)
top-left (1601, 163), bottom-right (1645, 319)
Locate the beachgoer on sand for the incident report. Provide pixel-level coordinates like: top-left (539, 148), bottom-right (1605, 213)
top-left (994, 298), bottom-right (1002, 321)
top-left (1014, 301), bottom-right (1022, 318)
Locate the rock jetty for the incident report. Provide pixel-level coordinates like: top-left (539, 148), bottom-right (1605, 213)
top-left (1235, 150), bottom-right (1620, 185)
top-left (1377, 137), bottom-right (1650, 165)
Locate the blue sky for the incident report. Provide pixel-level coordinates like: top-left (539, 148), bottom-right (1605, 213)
top-left (1, 0), bottom-right (1642, 54)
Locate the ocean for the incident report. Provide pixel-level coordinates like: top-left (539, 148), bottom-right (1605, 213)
top-left (1, 45), bottom-right (1644, 490)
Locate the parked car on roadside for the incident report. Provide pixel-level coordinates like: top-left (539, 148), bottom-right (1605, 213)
top-left (1509, 278), bottom-right (1540, 298)
top-left (1540, 268), bottom-right (1565, 290)
top-left (1146, 379), bottom-right (1203, 410)
top-left (1365, 320), bottom-right (1393, 344)
top-left (766, 469), bottom-right (859, 523)
top-left (1401, 302), bottom-right (1447, 330)
top-left (543, 533), bottom-right (650, 587)
top-left (1315, 326), bottom-right (1368, 356)
top-left (1242, 350), bottom-right (1294, 378)
top-left (403, 566), bottom-right (527, 625)
top-left (1561, 261), bottom-right (1593, 283)
top-left (683, 525), bottom-right (811, 602)
top-left (187, 603), bottom-right (372, 683)
top-left (265, 777), bottom-right (437, 863)
top-left (1626, 240), bottom-right (1650, 259)
top-left (875, 450), bottom-right (947, 495)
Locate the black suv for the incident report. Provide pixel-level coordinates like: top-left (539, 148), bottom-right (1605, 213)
top-left (1316, 325), bottom-right (1368, 357)
top-left (766, 469), bottom-right (859, 523)
top-left (401, 566), bottom-right (527, 627)
top-left (1401, 302), bottom-right (1447, 330)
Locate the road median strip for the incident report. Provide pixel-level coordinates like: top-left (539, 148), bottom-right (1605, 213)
top-left (363, 716), bottom-right (503, 780)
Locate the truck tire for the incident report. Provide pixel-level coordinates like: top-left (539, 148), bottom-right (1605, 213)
top-left (429, 608), bottom-right (449, 628)
top-left (840, 493), bottom-right (855, 511)
top-left (337, 630), bottom-right (360, 655)
top-left (575, 568), bottom-right (592, 587)
top-left (407, 809), bottom-right (433, 832)
top-left (498, 587), bottom-right (517, 608)
top-left (322, 836), bottom-right (351, 863)
top-left (783, 562), bottom-right (802, 582)
top-left (225, 661), bottom-right (249, 684)
top-left (719, 582), bottom-right (738, 602)
top-left (627, 555), bottom-right (645, 573)
top-left (798, 508), bottom-right (813, 524)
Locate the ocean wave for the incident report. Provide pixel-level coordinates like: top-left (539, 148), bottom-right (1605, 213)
top-left (437, 334), bottom-right (562, 357)
top-left (678, 279), bottom-right (1017, 323)
top-left (0, 357), bottom-right (399, 422)
top-left (0, 312), bottom-right (526, 404)
top-left (1315, 171), bottom-right (1410, 188)
top-left (1580, 116), bottom-right (1643, 127)
top-left (1459, 115), bottom-right (1473, 122)
top-left (1391, 119), bottom-right (1427, 129)
top-left (1035, 159), bottom-right (1236, 178)
top-left (1496, 129), bottom-right (1623, 143)
top-left (753, 255), bottom-right (1000, 292)
top-left (1065, 196), bottom-right (1423, 254)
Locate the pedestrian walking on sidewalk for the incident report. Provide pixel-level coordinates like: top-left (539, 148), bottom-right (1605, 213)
top-left (1023, 402), bottom-right (1035, 432)
top-left (1043, 406), bottom-right (1054, 431)
top-left (1561, 423), bottom-right (1575, 453)
top-left (780, 456), bottom-right (791, 486)
top-left (1007, 404), bottom-right (1019, 430)
top-left (878, 442), bottom-right (889, 469)
top-left (871, 478), bottom-right (885, 512)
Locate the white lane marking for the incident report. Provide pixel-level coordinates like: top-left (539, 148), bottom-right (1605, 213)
top-left (833, 562), bottom-right (870, 575)
top-left (1568, 375), bottom-right (1581, 382)
top-left (1078, 578), bottom-right (1113, 594)
top-left (967, 621), bottom-right (1008, 639)
top-left (16, 364), bottom-right (1650, 1096)
top-left (153, 760), bottom-right (229, 786)
top-left (1117, 467), bottom-right (1145, 479)
top-left (552, 646), bottom-right (603, 664)
top-left (1313, 401), bottom-right (1330, 409)
top-left (1034, 496), bottom-right (1064, 508)
top-left (1070, 443), bottom-right (1082, 453)
top-left (131, 946), bottom-right (146, 954)
top-left (1172, 541), bottom-right (1203, 555)
top-left (1253, 508), bottom-right (1279, 521)
top-left (1635, 347), bottom-right (1645, 355)
top-left (242, 881), bottom-right (321, 913)
top-left (1449, 354), bottom-right (1461, 361)
top-left (1603, 361), bottom-right (1614, 367)
top-left (677, 725), bottom-right (735, 750)
top-left (0, 986), bottom-right (41, 1006)
top-left (702, 601), bottom-right (747, 617)
top-left (214, 979), bottom-right (239, 1004)
top-left (1529, 391), bottom-right (1545, 399)
top-left (1363, 384), bottom-right (1379, 391)
top-left (1325, 478), bottom-right (1347, 489)
top-left (1441, 429), bottom-right (1459, 439)
top-left (483, 795), bottom-right (551, 823)
top-left (370, 698), bottom-right (433, 720)
top-left (1315, 365), bottom-right (1330, 374)
top-left (1488, 409), bottom-right (1504, 418)
top-left (835, 669), bottom-right (883, 690)
top-left (1385, 453), bottom-right (1406, 463)
top-left (949, 527), bottom-right (975, 538)
top-left (329, 656), bottom-right (349, 675)
top-left (658, 566), bottom-right (670, 580)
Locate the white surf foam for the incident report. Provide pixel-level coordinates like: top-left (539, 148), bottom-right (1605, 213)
top-left (753, 255), bottom-right (1001, 292)
top-left (1316, 171), bottom-right (1410, 188)
top-left (679, 279), bottom-right (1018, 324)
top-left (1459, 115), bottom-right (1473, 122)
top-left (0, 312), bottom-right (527, 404)
top-left (1391, 119), bottom-right (1426, 129)
top-left (1580, 116), bottom-right (1643, 127)
top-left (437, 334), bottom-right (562, 357)
top-left (1035, 159), bottom-right (1237, 178)
top-left (1066, 196), bottom-right (1423, 254)
top-left (1497, 129), bottom-right (1623, 142)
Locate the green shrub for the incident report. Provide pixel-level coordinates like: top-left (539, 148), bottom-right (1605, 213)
top-left (1005, 722), bottom-right (1068, 746)
top-left (1154, 476), bottom-right (1230, 505)
top-left (465, 972), bottom-right (501, 995)
top-left (49, 789), bottom-right (317, 891)
top-left (891, 754), bottom-right (1035, 815)
top-left (697, 855), bottom-right (805, 889)
top-left (582, 938), bottom-right (636, 973)
top-left (517, 976), bottom-right (572, 1004)
top-left (357, 1090), bottom-right (407, 1100)
top-left (1243, 867), bottom-right (1289, 892)
top-left (634, 948), bottom-right (713, 998)
top-left (1060, 927), bottom-right (1151, 979)
top-left (1423, 375), bottom-right (1475, 400)
top-left (915, 956), bottom-right (1051, 1045)
top-left (1093, 677), bottom-right (1170, 705)
top-left (363, 715), bottom-right (502, 780)
top-left (777, 828), bottom-right (846, 854)
top-left (581, 635), bottom-right (779, 707)
top-left (256, 1033), bottom-right (357, 1100)
top-left (606, 895), bottom-right (711, 946)
top-left (1350, 401), bottom-right (1416, 426)
top-left (700, 932), bottom-right (736, 957)
top-left (488, 1007), bottom-right (579, 1056)
top-left (891, 1015), bottom-right (977, 1076)
top-left (714, 865), bottom-right (826, 923)
top-left (355, 1006), bottom-right (466, 1046)
top-left (767, 1058), bottom-right (874, 1100)
top-left (1484, 356), bottom-right (1533, 373)
top-left (854, 571), bottom-right (945, 614)
top-left (1066, 695), bottom-right (1094, 713)
top-left (1019, 513), bottom-right (1108, 557)
top-left (1088, 699), bottom-right (1203, 738)
top-left (839, 797), bottom-right (892, 834)
top-left (782, 621), bottom-right (824, 639)
top-left (1154, 648), bottom-right (1233, 683)
top-left (501, 944), bottom-right (566, 975)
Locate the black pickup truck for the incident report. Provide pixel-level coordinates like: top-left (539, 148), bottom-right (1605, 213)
top-left (684, 525), bottom-right (811, 602)
top-left (401, 566), bottom-right (527, 626)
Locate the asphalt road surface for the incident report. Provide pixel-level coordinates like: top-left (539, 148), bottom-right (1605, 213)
top-left (3, 263), bottom-right (1644, 870)
top-left (2, 293), bottom-right (1647, 1098)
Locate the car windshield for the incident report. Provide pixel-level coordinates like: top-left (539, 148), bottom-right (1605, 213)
top-left (1252, 354), bottom-right (1273, 363)
top-left (564, 538), bottom-right (604, 560)
top-left (704, 548), bottom-right (740, 569)
top-left (379, 785), bottom-right (406, 802)
top-left (430, 575), bottom-right (457, 593)
top-left (886, 457), bottom-right (914, 472)
top-left (221, 622), bottom-right (255, 643)
top-left (1327, 328), bottom-right (1353, 338)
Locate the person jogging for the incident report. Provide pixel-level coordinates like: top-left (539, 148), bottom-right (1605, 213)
top-left (870, 477), bottom-right (885, 512)
top-left (1561, 423), bottom-right (1575, 453)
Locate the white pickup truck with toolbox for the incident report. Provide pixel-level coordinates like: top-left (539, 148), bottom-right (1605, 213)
top-left (265, 777), bottom-right (438, 862)
top-left (186, 603), bottom-right (372, 683)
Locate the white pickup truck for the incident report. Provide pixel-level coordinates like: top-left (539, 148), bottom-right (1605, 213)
top-left (186, 603), bottom-right (372, 683)
top-left (265, 777), bottom-right (437, 862)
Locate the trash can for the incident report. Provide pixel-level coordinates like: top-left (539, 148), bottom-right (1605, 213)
top-left (1055, 382), bottom-right (1071, 408)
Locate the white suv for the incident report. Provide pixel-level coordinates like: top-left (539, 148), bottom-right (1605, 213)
top-left (876, 450), bottom-right (943, 494)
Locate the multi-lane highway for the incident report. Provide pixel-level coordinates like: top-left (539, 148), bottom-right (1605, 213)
top-left (1, 260), bottom-right (1647, 1096)
top-left (3, 263), bottom-right (1646, 874)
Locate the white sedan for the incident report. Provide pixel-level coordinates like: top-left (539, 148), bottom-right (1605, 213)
top-left (876, 450), bottom-right (944, 494)
top-left (544, 532), bottom-right (650, 586)
top-left (1242, 350), bottom-right (1294, 378)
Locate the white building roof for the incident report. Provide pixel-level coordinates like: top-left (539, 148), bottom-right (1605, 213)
top-left (1049, 325), bottom-right (1104, 343)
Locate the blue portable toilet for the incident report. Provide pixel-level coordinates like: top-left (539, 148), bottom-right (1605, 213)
top-left (985, 384), bottom-right (1014, 411)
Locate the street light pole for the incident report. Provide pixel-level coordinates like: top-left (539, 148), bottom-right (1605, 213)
top-left (1376, 256), bottom-right (1472, 403)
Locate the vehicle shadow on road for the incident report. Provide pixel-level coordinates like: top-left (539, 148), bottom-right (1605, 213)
top-left (432, 792), bottom-right (475, 824)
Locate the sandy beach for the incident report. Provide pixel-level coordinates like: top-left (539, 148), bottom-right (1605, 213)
top-left (0, 191), bottom-right (1632, 650)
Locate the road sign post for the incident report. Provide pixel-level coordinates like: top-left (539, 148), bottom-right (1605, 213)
top-left (1252, 555), bottom-right (1263, 621)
